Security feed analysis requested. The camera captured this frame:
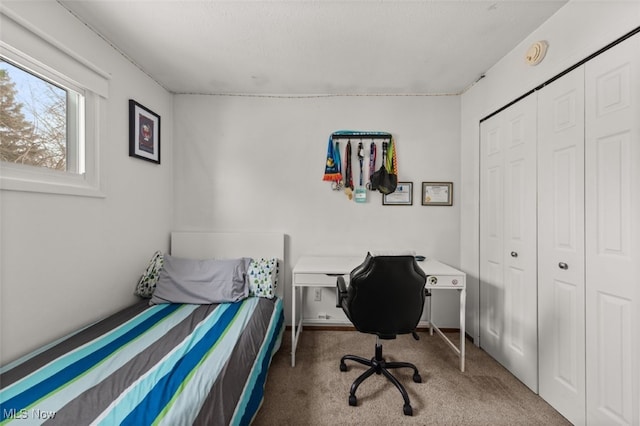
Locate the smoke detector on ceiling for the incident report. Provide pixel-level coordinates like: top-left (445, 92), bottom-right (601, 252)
top-left (525, 41), bottom-right (548, 66)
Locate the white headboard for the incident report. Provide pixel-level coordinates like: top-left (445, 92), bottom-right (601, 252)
top-left (170, 232), bottom-right (285, 298)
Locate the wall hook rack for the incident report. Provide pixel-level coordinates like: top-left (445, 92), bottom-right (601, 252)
top-left (331, 131), bottom-right (391, 141)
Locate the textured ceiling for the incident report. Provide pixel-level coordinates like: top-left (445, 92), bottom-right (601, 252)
top-left (60, 0), bottom-right (568, 95)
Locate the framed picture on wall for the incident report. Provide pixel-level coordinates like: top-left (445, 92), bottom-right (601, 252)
top-left (422, 182), bottom-right (452, 206)
top-left (129, 99), bottom-right (161, 164)
top-left (382, 182), bottom-right (413, 205)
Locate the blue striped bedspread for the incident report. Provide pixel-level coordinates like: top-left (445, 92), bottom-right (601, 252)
top-left (0, 297), bottom-right (284, 426)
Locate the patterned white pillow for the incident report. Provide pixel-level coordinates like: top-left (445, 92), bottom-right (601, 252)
top-left (247, 258), bottom-right (279, 299)
top-left (134, 251), bottom-right (164, 298)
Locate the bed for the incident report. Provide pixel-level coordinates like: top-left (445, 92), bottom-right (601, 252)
top-left (0, 232), bottom-right (285, 426)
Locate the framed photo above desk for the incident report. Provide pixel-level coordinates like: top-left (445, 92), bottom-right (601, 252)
top-left (422, 182), bottom-right (452, 206)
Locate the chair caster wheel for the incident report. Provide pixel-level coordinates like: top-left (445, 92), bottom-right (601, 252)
top-left (403, 404), bottom-right (413, 416)
top-left (340, 362), bottom-right (347, 372)
top-left (349, 395), bottom-right (357, 406)
top-left (413, 373), bottom-right (422, 383)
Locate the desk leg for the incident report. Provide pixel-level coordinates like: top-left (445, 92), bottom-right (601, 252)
top-left (429, 287), bottom-right (466, 373)
top-left (291, 282), bottom-right (296, 367)
top-left (428, 291), bottom-right (433, 336)
top-left (460, 288), bottom-right (466, 373)
top-left (291, 286), bottom-right (306, 367)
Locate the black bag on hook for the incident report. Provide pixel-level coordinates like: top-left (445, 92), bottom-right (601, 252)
top-left (370, 140), bottom-right (397, 195)
top-left (370, 165), bottom-right (397, 195)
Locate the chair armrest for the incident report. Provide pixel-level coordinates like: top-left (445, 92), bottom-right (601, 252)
top-left (336, 276), bottom-right (348, 307)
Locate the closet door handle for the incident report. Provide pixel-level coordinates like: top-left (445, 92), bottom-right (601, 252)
top-left (558, 262), bottom-right (569, 270)
top-left (510, 251), bottom-right (518, 258)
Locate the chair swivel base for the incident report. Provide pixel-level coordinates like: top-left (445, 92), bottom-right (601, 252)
top-left (339, 342), bottom-right (421, 416)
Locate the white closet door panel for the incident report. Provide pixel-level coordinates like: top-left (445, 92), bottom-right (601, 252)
top-left (485, 261), bottom-right (505, 339)
top-left (585, 34), bottom-right (639, 426)
top-left (594, 294), bottom-right (633, 423)
top-left (486, 165), bottom-right (504, 265)
top-left (538, 68), bottom-right (585, 424)
top-left (503, 95), bottom-right (538, 391)
top-left (480, 115), bottom-right (506, 361)
top-left (595, 135), bottom-right (631, 257)
top-left (505, 265), bottom-right (525, 351)
top-left (480, 93), bottom-right (538, 391)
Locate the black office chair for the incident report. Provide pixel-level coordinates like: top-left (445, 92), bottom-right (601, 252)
top-left (336, 253), bottom-right (427, 416)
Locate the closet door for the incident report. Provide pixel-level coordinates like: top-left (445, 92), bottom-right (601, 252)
top-left (585, 34), bottom-right (640, 425)
top-left (537, 67), bottom-right (586, 424)
top-left (480, 93), bottom-right (538, 392)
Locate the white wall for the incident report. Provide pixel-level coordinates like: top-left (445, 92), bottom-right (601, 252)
top-left (460, 0), bottom-right (640, 342)
top-left (0, 2), bottom-right (173, 364)
top-left (173, 94), bottom-right (462, 326)
top-left (8, 0), bottom-right (627, 364)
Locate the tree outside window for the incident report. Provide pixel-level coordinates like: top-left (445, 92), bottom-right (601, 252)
top-left (0, 59), bottom-right (68, 171)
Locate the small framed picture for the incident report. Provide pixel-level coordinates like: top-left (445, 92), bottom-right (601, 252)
top-left (382, 182), bottom-right (413, 206)
top-left (129, 100), bottom-right (161, 164)
top-left (422, 182), bottom-right (453, 206)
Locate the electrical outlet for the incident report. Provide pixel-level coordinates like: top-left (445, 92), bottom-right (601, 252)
top-left (314, 288), bottom-right (322, 301)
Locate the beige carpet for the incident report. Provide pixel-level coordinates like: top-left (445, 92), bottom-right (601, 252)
top-left (253, 329), bottom-right (571, 425)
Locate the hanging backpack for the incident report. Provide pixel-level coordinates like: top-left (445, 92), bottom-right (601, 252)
top-left (370, 139), bottom-right (398, 195)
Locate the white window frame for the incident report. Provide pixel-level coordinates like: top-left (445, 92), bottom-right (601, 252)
top-left (0, 10), bottom-right (109, 198)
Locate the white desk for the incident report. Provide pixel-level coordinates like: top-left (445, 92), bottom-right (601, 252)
top-left (291, 256), bottom-right (466, 372)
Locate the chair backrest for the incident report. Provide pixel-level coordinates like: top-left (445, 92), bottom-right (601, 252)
top-left (344, 253), bottom-right (427, 339)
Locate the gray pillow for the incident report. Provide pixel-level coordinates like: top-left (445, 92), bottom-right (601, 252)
top-left (149, 255), bottom-right (251, 305)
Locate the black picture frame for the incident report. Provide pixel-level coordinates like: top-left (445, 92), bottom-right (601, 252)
top-left (421, 182), bottom-right (453, 206)
top-left (129, 99), bottom-right (161, 164)
top-left (382, 182), bottom-right (413, 205)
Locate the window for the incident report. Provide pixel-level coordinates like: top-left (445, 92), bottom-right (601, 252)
top-left (0, 58), bottom-right (84, 174)
top-left (0, 10), bottom-right (108, 197)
